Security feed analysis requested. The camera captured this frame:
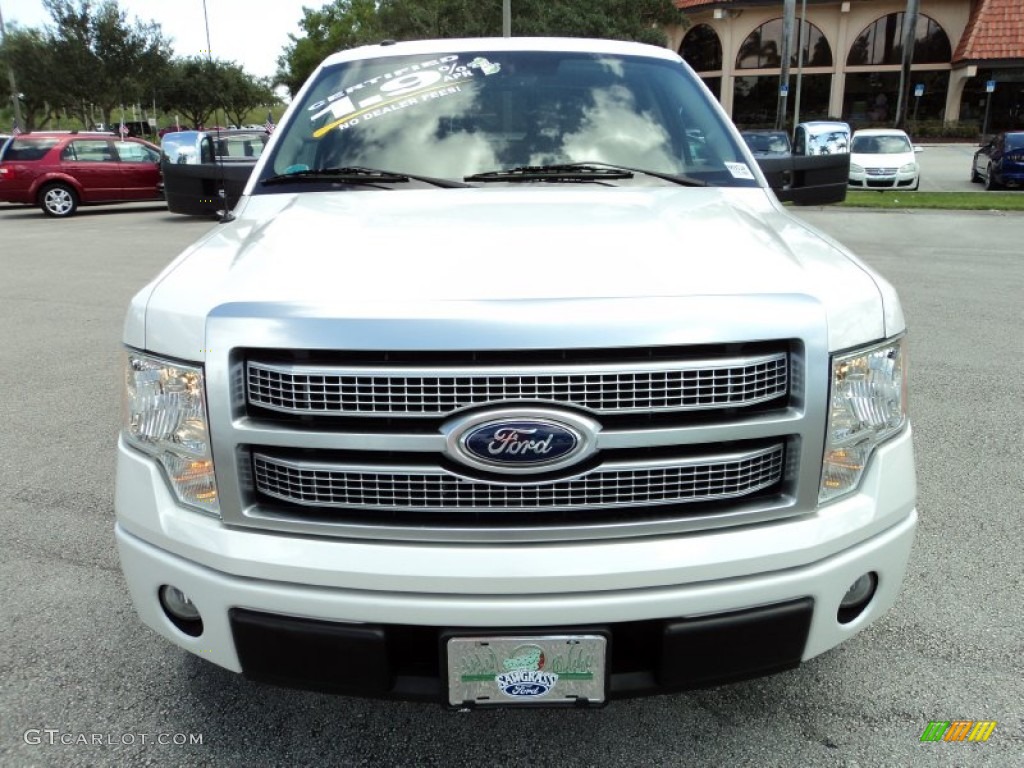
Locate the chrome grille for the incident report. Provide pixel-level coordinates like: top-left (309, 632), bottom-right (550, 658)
top-left (866, 167), bottom-right (898, 176)
top-left (252, 444), bottom-right (784, 511)
top-left (246, 353), bottom-right (788, 417)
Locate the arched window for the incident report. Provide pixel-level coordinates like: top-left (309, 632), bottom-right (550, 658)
top-left (847, 13), bottom-right (952, 66)
top-left (736, 18), bottom-right (833, 70)
top-left (680, 24), bottom-right (722, 72)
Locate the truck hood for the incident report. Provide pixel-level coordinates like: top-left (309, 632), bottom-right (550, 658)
top-left (131, 187), bottom-right (899, 359)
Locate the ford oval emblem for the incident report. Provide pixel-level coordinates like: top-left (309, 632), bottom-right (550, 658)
top-left (444, 409), bottom-right (599, 475)
top-left (464, 420), bottom-right (578, 466)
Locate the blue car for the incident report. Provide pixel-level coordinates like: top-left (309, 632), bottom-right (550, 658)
top-left (972, 131), bottom-right (1024, 190)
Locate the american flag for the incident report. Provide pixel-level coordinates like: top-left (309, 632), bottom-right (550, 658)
top-left (119, 121), bottom-right (129, 138)
top-left (11, 124), bottom-right (21, 136)
top-left (264, 111), bottom-right (275, 134)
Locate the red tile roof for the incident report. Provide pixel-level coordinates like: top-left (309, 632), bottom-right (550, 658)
top-left (953, 0), bottom-right (1024, 62)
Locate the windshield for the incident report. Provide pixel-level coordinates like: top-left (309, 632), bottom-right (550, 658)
top-left (258, 49), bottom-right (758, 190)
top-left (852, 134), bottom-right (912, 154)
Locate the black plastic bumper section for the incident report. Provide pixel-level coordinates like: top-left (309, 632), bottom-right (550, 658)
top-left (230, 598), bottom-right (813, 703)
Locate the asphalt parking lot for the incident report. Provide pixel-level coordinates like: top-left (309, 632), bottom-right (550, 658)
top-left (1, 197), bottom-right (1021, 766)
top-left (914, 142), bottom-right (989, 192)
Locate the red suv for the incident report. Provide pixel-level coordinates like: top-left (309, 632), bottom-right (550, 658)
top-left (0, 132), bottom-right (163, 217)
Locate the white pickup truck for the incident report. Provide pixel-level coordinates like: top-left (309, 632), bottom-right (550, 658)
top-left (116, 37), bottom-right (916, 707)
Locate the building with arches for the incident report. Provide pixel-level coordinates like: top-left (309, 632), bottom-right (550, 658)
top-left (670, 0), bottom-right (1024, 131)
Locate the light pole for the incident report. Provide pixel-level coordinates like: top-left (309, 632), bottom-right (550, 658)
top-left (202, 0), bottom-right (213, 61)
top-left (792, 0), bottom-right (808, 130)
top-left (775, 0), bottom-right (795, 130)
top-left (893, 0), bottom-right (920, 129)
top-left (0, 1), bottom-right (25, 131)
top-left (503, 0), bottom-right (511, 38)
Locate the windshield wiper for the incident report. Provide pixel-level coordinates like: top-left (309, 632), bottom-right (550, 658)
top-left (464, 162), bottom-right (707, 187)
top-left (464, 164), bottom-right (632, 183)
top-left (262, 166), bottom-right (472, 188)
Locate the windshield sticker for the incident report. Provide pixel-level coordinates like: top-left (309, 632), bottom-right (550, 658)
top-left (724, 161), bottom-right (755, 180)
top-left (310, 56), bottom-right (501, 138)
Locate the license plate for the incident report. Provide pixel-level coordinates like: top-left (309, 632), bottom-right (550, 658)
top-left (446, 634), bottom-right (607, 707)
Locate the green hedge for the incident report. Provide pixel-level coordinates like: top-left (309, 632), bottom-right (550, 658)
top-left (907, 120), bottom-right (983, 139)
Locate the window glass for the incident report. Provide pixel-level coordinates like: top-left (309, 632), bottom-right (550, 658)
top-left (680, 25), bottom-right (723, 72)
top-left (262, 49), bottom-right (757, 188)
top-left (732, 74), bottom-right (831, 127)
top-left (852, 134), bottom-right (911, 153)
top-left (843, 71), bottom-right (948, 122)
top-left (116, 142), bottom-right (159, 162)
top-left (737, 19), bottom-right (833, 70)
top-left (847, 14), bottom-right (951, 66)
top-left (212, 134), bottom-right (267, 160)
top-left (4, 138), bottom-right (59, 161)
top-left (65, 140), bottom-right (114, 162)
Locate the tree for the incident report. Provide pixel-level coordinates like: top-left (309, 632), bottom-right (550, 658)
top-left (161, 57), bottom-right (226, 129)
top-left (375, 0), bottom-right (498, 40)
top-left (219, 65), bottom-right (276, 129)
top-left (1, 26), bottom-right (61, 130)
top-left (275, 0), bottom-right (382, 97)
top-left (507, 0), bottom-right (685, 47)
top-left (275, 0), bottom-right (687, 96)
top-left (376, 0), bottom-right (685, 46)
top-left (160, 57), bottom-right (276, 130)
top-left (43, 0), bottom-right (172, 127)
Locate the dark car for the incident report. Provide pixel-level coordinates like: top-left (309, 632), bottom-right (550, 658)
top-left (972, 131), bottom-right (1024, 190)
top-left (160, 129), bottom-right (268, 216)
top-left (0, 132), bottom-right (162, 217)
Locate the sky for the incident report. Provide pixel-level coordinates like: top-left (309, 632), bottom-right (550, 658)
top-left (0, 0), bottom-right (315, 79)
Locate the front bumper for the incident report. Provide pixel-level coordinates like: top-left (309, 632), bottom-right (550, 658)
top-left (115, 428), bottom-right (917, 702)
top-left (848, 171), bottom-right (918, 189)
top-left (118, 515), bottom-right (914, 701)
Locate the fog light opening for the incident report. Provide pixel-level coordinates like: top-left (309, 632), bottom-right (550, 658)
top-left (837, 572), bottom-right (878, 624)
top-left (159, 585), bottom-right (204, 637)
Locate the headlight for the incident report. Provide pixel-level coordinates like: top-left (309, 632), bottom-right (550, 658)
top-left (122, 350), bottom-right (219, 514)
top-left (849, 163), bottom-right (864, 174)
top-left (820, 338), bottom-right (907, 503)
top-left (899, 162), bottom-right (917, 173)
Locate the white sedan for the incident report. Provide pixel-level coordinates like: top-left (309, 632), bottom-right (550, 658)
top-left (848, 129), bottom-right (921, 191)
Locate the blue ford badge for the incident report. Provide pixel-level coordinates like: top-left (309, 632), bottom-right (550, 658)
top-left (464, 421), bottom-right (578, 465)
top-left (445, 409), bottom-right (600, 475)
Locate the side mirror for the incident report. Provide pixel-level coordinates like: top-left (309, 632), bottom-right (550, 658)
top-left (759, 153), bottom-right (851, 205)
top-left (914, 146), bottom-right (924, 154)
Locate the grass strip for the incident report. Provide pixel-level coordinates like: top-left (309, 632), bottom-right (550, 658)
top-left (840, 190), bottom-right (1024, 211)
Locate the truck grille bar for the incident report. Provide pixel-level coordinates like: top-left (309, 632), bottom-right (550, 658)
top-left (252, 444), bottom-right (785, 512)
top-left (246, 353), bottom-right (788, 417)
